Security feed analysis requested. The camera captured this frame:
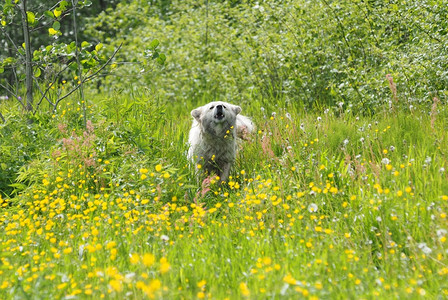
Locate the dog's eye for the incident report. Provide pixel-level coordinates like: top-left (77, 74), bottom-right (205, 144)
top-left (223, 105), bottom-right (227, 109)
top-left (209, 106), bottom-right (214, 110)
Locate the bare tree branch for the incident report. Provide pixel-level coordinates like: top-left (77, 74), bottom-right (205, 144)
top-left (32, 63), bottom-right (71, 115)
top-left (32, 76), bottom-right (55, 113)
top-left (53, 43), bottom-right (123, 110)
top-left (0, 27), bottom-right (24, 58)
top-left (0, 83), bottom-right (26, 109)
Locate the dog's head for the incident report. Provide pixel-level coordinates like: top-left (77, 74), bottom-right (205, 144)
top-left (191, 101), bottom-right (241, 124)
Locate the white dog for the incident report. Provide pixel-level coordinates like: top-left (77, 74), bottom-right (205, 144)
top-left (188, 101), bottom-right (254, 182)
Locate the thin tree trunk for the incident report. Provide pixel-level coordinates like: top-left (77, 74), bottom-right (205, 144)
top-left (20, 0), bottom-right (33, 111)
top-left (71, 0), bottom-right (86, 128)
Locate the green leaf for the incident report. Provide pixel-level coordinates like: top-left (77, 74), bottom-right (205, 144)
top-left (81, 41), bottom-right (90, 48)
top-left (60, 1), bottom-right (69, 10)
top-left (54, 9), bottom-right (62, 18)
top-left (66, 42), bottom-right (76, 53)
top-left (53, 21), bottom-right (60, 30)
top-left (33, 67), bottom-right (41, 78)
top-left (8, 183), bottom-right (27, 192)
top-left (3, 57), bottom-right (14, 64)
top-left (95, 43), bottom-right (103, 52)
top-left (149, 39), bottom-right (160, 50)
top-left (0, 67), bottom-right (4, 74)
top-left (78, 0), bottom-right (93, 7)
top-left (68, 61), bottom-right (78, 71)
top-left (26, 11), bottom-right (35, 25)
top-left (44, 10), bottom-right (54, 18)
top-left (32, 50), bottom-right (42, 61)
top-left (157, 53), bottom-right (166, 65)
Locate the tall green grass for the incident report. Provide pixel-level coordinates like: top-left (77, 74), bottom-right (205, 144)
top-left (0, 94), bottom-right (447, 299)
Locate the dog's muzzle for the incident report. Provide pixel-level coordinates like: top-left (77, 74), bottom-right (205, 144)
top-left (214, 105), bottom-right (225, 120)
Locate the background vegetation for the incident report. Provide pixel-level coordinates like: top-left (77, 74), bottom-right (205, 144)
top-left (1, 0), bottom-right (447, 299)
top-left (85, 0), bottom-right (448, 111)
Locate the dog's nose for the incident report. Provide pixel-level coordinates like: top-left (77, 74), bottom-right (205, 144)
top-left (216, 105), bottom-right (223, 112)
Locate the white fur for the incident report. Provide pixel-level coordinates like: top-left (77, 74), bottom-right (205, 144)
top-left (188, 101), bottom-right (254, 182)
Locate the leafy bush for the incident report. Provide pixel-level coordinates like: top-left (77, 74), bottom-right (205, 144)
top-left (1, 90), bottom-right (192, 200)
top-left (86, 0), bottom-right (447, 113)
top-left (0, 112), bottom-right (60, 197)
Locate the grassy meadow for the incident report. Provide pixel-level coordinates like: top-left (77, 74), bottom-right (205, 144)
top-left (1, 0), bottom-right (448, 299)
top-left (1, 94), bottom-right (447, 299)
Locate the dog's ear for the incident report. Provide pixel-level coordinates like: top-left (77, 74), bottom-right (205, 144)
top-left (232, 105), bottom-right (242, 115)
top-left (191, 107), bottom-right (202, 121)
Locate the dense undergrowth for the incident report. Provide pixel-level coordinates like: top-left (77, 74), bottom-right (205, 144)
top-left (87, 0), bottom-right (448, 112)
top-left (1, 93), bottom-right (447, 298)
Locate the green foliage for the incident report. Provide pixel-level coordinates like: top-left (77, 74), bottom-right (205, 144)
top-left (0, 90), bottom-right (190, 198)
top-left (0, 0), bottom-right (119, 113)
top-left (1, 1), bottom-right (448, 298)
top-left (98, 91), bottom-right (166, 154)
top-left (0, 111), bottom-right (60, 197)
top-left (85, 0), bottom-right (447, 112)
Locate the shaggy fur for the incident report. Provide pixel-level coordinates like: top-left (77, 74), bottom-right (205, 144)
top-left (188, 101), bottom-right (254, 182)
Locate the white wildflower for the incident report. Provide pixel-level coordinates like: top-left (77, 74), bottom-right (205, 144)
top-left (436, 229), bottom-right (447, 237)
top-left (308, 203), bottom-right (318, 213)
top-left (417, 243), bottom-right (432, 254)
